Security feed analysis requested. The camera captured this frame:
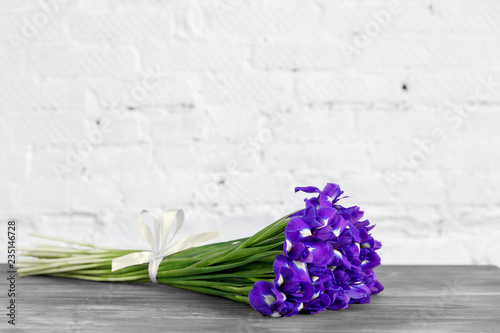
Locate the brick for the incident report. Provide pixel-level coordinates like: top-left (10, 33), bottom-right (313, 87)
top-left (148, 111), bottom-right (210, 145)
top-left (256, 108), bottom-right (299, 142)
top-left (0, 78), bottom-right (85, 110)
top-left (154, 144), bottom-right (252, 174)
top-left (339, 173), bottom-right (395, 205)
top-left (270, 105), bottom-right (356, 143)
top-left (36, 214), bottom-right (99, 240)
top-left (30, 13), bottom-right (68, 46)
top-left (0, 1), bottom-right (38, 12)
top-left (206, 106), bottom-right (258, 143)
top-left (358, 109), bottom-right (441, 142)
top-left (432, 0), bottom-right (500, 33)
top-left (142, 43), bottom-right (247, 71)
top-left (253, 42), bottom-right (345, 70)
top-left (184, 207), bottom-right (280, 244)
top-left (406, 72), bottom-right (500, 104)
top-left (362, 204), bottom-right (441, 240)
top-left (86, 75), bottom-right (190, 111)
top-left (93, 208), bottom-right (144, 250)
top-left (210, 1), bottom-right (319, 39)
top-left (475, 36), bottom-right (500, 70)
top-left (69, 11), bottom-right (171, 41)
top-left (81, 77), bottom-right (131, 110)
top-left (369, 140), bottom-right (455, 175)
top-left (0, 50), bottom-right (26, 78)
top-left (29, 48), bottom-right (138, 76)
top-left (357, 37), bottom-right (482, 70)
top-left (0, 182), bottom-right (16, 212)
top-left (1, 8), bottom-right (69, 48)
top-left (70, 180), bottom-right (123, 210)
top-left (97, 113), bottom-right (146, 144)
top-left (121, 176), bottom-right (198, 207)
top-left (449, 174), bottom-right (500, 205)
top-left (0, 146), bottom-right (28, 181)
top-left (201, 73), bottom-right (292, 106)
top-left (85, 145), bottom-right (159, 180)
top-left (40, 78), bottom-right (86, 110)
top-left (263, 143), bottom-right (369, 173)
top-left (0, 15), bottom-right (18, 45)
top-left (451, 142), bottom-right (500, 172)
top-left (30, 147), bottom-right (78, 179)
top-left (383, 1), bottom-right (435, 34)
top-left (74, 0), bottom-right (112, 13)
top-left (2, 113), bottom-right (90, 146)
top-left (16, 180), bottom-right (72, 212)
top-left (171, 4), bottom-right (212, 40)
top-left (297, 73), bottom-right (403, 103)
top-left (0, 81), bottom-right (40, 109)
top-left (192, 171), bottom-right (294, 207)
top-left (317, 0), bottom-right (407, 37)
top-left (447, 107), bottom-right (500, 143)
top-left (145, 76), bottom-right (196, 106)
top-left (394, 171), bottom-right (446, 205)
top-left (368, 141), bottom-right (416, 171)
top-left (380, 238), bottom-right (471, 264)
top-left (446, 207), bottom-right (500, 236)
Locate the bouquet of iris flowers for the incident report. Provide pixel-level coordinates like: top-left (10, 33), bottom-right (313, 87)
top-left (18, 183), bottom-right (383, 317)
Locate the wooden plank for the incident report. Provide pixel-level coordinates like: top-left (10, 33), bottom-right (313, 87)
top-left (1, 265), bottom-right (499, 332)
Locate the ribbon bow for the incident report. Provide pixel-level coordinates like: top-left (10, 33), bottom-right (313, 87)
top-left (112, 209), bottom-right (221, 283)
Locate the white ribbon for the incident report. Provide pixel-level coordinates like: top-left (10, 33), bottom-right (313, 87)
top-left (111, 209), bottom-right (221, 283)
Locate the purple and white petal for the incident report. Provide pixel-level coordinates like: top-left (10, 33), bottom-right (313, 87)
top-left (248, 281), bottom-right (279, 317)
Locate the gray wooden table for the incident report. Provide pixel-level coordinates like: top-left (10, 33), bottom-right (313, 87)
top-left (2, 265), bottom-right (499, 332)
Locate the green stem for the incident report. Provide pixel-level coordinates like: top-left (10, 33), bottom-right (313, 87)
top-left (18, 210), bottom-right (300, 305)
top-left (167, 284), bottom-right (249, 304)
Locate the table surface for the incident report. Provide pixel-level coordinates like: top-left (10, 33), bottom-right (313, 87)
top-left (1, 264), bottom-right (499, 332)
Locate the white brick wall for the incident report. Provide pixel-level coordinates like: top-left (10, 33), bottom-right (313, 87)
top-left (1, 0), bottom-right (500, 267)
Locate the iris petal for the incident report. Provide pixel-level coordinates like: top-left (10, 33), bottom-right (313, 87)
top-left (285, 217), bottom-right (312, 243)
top-left (273, 254), bottom-right (311, 282)
top-left (295, 186), bottom-right (320, 194)
top-left (300, 236), bottom-right (334, 265)
top-left (249, 281), bottom-right (277, 316)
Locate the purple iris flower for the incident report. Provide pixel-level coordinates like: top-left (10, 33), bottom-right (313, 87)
top-left (360, 248), bottom-right (381, 272)
top-left (284, 217), bottom-right (334, 265)
top-left (347, 283), bottom-right (371, 304)
top-left (327, 284), bottom-right (350, 310)
top-left (308, 264), bottom-right (333, 283)
top-left (295, 183), bottom-right (345, 207)
top-left (248, 281), bottom-right (280, 317)
top-left (342, 242), bottom-right (362, 268)
top-left (250, 183), bottom-right (383, 317)
top-left (307, 264), bottom-right (333, 300)
top-left (301, 206), bottom-right (350, 242)
top-left (328, 247), bottom-right (351, 268)
top-left (272, 267), bottom-right (314, 312)
top-left (272, 254), bottom-right (311, 283)
top-left (338, 206), bottom-right (364, 224)
top-left (249, 255), bottom-right (316, 317)
top-left (339, 224), bottom-right (361, 244)
top-left (357, 221), bottom-right (382, 250)
top-left (302, 293), bottom-right (331, 314)
top-left (365, 274), bottom-right (384, 294)
top-left (329, 235), bottom-right (352, 249)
